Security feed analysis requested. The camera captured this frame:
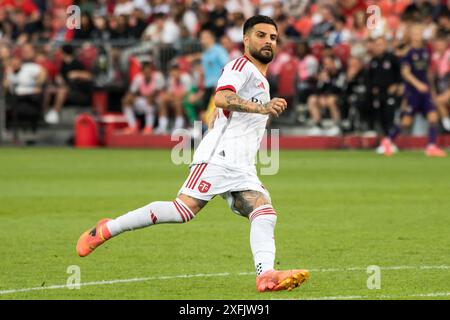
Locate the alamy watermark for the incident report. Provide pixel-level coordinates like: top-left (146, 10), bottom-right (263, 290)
top-left (366, 5), bottom-right (382, 31)
top-left (66, 5), bottom-right (81, 30)
top-left (66, 265), bottom-right (81, 289)
top-left (366, 265), bottom-right (381, 290)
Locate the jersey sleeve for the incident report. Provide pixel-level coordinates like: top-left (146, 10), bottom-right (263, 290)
top-left (400, 51), bottom-right (412, 68)
top-left (129, 74), bottom-right (142, 94)
top-left (215, 58), bottom-right (249, 93)
top-left (155, 72), bottom-right (165, 90)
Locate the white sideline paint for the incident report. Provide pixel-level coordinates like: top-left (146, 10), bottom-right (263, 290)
top-left (0, 265), bottom-right (448, 296)
top-left (301, 292), bottom-right (450, 300)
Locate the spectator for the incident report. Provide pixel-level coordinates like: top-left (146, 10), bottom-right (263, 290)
top-left (307, 55), bottom-right (345, 135)
top-left (431, 32), bottom-right (450, 131)
top-left (226, 12), bottom-right (245, 44)
top-left (127, 9), bottom-right (147, 39)
top-left (142, 12), bottom-right (180, 44)
top-left (350, 10), bottom-right (369, 42)
top-left (327, 15), bottom-right (351, 47)
top-left (199, 28), bottom-right (229, 124)
top-left (43, 44), bottom-right (93, 124)
top-left (91, 15), bottom-right (111, 41)
top-left (182, 59), bottom-right (205, 129)
top-left (220, 34), bottom-right (242, 60)
top-left (3, 53), bottom-right (46, 132)
top-left (73, 13), bottom-right (94, 40)
top-left (367, 36), bottom-right (402, 138)
top-left (309, 5), bottom-right (335, 41)
top-left (10, 9), bottom-right (35, 44)
top-left (121, 61), bottom-right (166, 135)
top-left (157, 63), bottom-right (193, 133)
top-left (343, 56), bottom-right (369, 133)
top-left (208, 0), bottom-right (229, 39)
top-left (436, 7), bottom-right (450, 34)
top-left (113, 0), bottom-right (135, 16)
top-left (295, 41), bottom-right (319, 106)
top-left (109, 14), bottom-right (131, 40)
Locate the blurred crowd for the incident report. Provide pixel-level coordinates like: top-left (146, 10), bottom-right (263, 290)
top-left (0, 0), bottom-right (449, 138)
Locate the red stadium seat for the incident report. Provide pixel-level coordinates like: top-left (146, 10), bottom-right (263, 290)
top-left (128, 56), bottom-right (141, 82)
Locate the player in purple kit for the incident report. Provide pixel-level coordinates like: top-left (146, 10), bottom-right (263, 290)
top-left (381, 24), bottom-right (446, 157)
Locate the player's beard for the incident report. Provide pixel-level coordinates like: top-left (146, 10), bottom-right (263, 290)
top-left (250, 46), bottom-right (274, 64)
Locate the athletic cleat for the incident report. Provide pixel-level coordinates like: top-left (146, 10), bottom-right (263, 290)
top-left (142, 126), bottom-right (153, 135)
top-left (256, 269), bottom-right (309, 292)
top-left (76, 219), bottom-right (112, 257)
top-left (425, 144), bottom-right (446, 157)
top-left (378, 138), bottom-right (397, 156)
top-left (121, 126), bottom-right (139, 135)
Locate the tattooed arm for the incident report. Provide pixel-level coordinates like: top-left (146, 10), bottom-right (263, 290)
top-left (214, 89), bottom-right (287, 117)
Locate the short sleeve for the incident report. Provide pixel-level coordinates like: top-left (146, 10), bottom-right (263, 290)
top-left (129, 74), bottom-right (142, 93)
top-left (215, 58), bottom-right (249, 93)
top-left (155, 72), bottom-right (165, 90)
top-left (401, 51), bottom-right (412, 67)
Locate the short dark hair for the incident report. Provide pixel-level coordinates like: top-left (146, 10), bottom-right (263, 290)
top-left (243, 15), bottom-right (278, 35)
top-left (61, 44), bottom-right (74, 56)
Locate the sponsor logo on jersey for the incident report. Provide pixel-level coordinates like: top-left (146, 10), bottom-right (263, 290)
top-left (198, 180), bottom-right (211, 193)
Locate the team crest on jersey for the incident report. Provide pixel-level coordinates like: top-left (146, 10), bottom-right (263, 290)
top-left (198, 180), bottom-right (211, 193)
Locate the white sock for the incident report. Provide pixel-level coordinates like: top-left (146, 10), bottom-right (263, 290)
top-left (106, 198), bottom-right (195, 236)
top-left (249, 205), bottom-right (277, 276)
top-left (442, 117), bottom-right (450, 131)
top-left (124, 107), bottom-right (137, 127)
top-left (174, 116), bottom-right (185, 129)
top-left (158, 116), bottom-right (169, 131)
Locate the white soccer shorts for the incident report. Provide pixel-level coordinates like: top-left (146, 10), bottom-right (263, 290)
top-left (177, 163), bottom-right (271, 216)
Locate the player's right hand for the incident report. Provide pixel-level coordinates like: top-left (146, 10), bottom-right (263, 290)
top-left (263, 98), bottom-right (287, 117)
top-left (416, 82), bottom-right (429, 93)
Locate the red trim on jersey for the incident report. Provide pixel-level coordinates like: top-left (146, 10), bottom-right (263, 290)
top-left (238, 59), bottom-right (248, 72)
top-left (223, 109), bottom-right (231, 119)
top-left (234, 58), bottom-right (246, 71)
top-left (216, 85), bottom-right (236, 93)
top-left (231, 58), bottom-right (241, 70)
top-left (243, 54), bottom-right (268, 78)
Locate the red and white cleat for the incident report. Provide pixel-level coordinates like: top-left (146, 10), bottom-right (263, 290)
top-left (256, 269), bottom-right (309, 292)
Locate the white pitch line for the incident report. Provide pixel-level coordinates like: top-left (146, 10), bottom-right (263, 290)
top-left (0, 265), bottom-right (448, 296)
top-left (300, 292), bottom-right (450, 300)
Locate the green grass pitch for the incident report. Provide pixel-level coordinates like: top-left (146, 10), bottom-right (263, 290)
top-left (0, 148), bottom-right (449, 300)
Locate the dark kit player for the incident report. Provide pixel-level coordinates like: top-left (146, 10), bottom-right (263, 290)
top-left (382, 24), bottom-right (446, 157)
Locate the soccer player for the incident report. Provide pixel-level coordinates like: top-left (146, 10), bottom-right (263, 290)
top-left (76, 15), bottom-right (309, 292)
top-left (381, 24), bottom-right (446, 157)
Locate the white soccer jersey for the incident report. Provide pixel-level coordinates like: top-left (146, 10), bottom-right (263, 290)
top-left (192, 55), bottom-right (270, 171)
